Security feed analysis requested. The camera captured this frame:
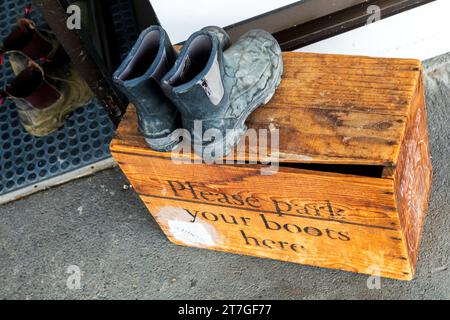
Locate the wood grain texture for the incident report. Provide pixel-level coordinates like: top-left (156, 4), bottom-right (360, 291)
top-left (394, 73), bottom-right (433, 274)
top-left (111, 52), bottom-right (420, 166)
top-left (110, 52), bottom-right (431, 281)
top-left (111, 151), bottom-right (412, 280)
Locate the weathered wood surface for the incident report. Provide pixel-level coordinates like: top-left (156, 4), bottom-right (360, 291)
top-left (110, 52), bottom-right (432, 281)
top-left (112, 151), bottom-right (413, 280)
top-left (111, 52), bottom-right (421, 166)
top-left (394, 73), bottom-right (433, 273)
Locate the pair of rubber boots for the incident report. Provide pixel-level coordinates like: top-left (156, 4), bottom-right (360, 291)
top-left (1, 18), bottom-right (93, 137)
top-left (113, 26), bottom-right (283, 159)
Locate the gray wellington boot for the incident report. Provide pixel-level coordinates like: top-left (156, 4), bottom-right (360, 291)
top-left (113, 26), bottom-right (181, 152)
top-left (161, 28), bottom-right (283, 159)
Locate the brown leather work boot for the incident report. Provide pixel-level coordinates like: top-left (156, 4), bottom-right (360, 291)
top-left (1, 17), bottom-right (70, 74)
top-left (1, 57), bottom-right (93, 137)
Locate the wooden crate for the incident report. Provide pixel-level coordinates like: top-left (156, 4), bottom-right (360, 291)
top-left (110, 52), bottom-right (432, 281)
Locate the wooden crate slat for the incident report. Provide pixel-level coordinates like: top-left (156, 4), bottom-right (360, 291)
top-left (110, 52), bottom-right (432, 280)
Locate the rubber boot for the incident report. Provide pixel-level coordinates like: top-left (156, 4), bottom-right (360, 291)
top-left (161, 28), bottom-right (283, 159)
top-left (113, 26), bottom-right (181, 152)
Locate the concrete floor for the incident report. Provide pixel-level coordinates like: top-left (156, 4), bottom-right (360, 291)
top-left (1, 53), bottom-right (449, 300)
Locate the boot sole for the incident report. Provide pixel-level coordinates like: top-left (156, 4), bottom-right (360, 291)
top-left (145, 130), bottom-right (183, 153)
top-left (194, 49), bottom-right (284, 160)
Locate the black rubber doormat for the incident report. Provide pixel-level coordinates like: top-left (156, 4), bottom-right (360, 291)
top-left (0, 1), bottom-right (138, 204)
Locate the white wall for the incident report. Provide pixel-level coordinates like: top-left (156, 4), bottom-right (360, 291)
top-left (151, 0), bottom-right (450, 60)
top-left (151, 0), bottom-right (299, 44)
top-left (298, 0), bottom-right (450, 60)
